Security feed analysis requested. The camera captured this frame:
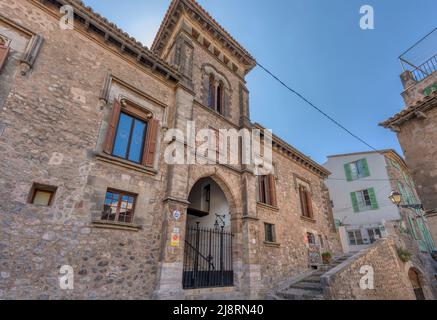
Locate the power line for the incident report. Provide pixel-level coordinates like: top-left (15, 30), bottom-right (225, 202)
top-left (256, 62), bottom-right (380, 153)
top-left (327, 178), bottom-right (399, 182)
top-left (256, 61), bottom-right (420, 200)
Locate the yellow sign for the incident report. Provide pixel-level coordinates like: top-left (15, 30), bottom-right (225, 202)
top-left (170, 233), bottom-right (180, 247)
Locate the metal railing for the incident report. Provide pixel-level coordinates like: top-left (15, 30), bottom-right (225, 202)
top-left (410, 54), bottom-right (437, 82)
top-left (399, 28), bottom-right (437, 82)
top-left (183, 224), bottom-right (233, 289)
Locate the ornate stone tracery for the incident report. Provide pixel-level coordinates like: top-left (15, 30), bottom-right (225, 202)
top-left (201, 63), bottom-right (232, 118)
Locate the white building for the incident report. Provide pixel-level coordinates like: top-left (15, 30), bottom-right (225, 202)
top-left (323, 150), bottom-right (404, 253)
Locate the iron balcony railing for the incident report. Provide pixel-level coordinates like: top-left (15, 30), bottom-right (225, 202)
top-left (399, 27), bottom-right (437, 83)
top-left (410, 54), bottom-right (437, 82)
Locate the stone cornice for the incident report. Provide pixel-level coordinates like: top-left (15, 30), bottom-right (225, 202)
top-left (379, 91), bottom-right (437, 130)
top-left (151, 0), bottom-right (256, 75)
top-left (31, 0), bottom-right (181, 84)
top-left (253, 123), bottom-right (331, 178)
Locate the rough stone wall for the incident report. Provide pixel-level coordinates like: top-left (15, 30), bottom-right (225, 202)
top-left (257, 150), bottom-right (341, 296)
top-left (0, 0), bottom-right (174, 299)
top-left (321, 238), bottom-right (433, 300)
top-left (323, 239), bottom-right (414, 300)
top-left (0, 0), bottom-right (341, 300)
top-left (401, 72), bottom-right (437, 107)
top-left (396, 106), bottom-right (437, 212)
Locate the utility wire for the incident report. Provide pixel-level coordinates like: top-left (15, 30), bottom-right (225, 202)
top-left (256, 61), bottom-right (419, 201)
top-left (256, 62), bottom-right (380, 152)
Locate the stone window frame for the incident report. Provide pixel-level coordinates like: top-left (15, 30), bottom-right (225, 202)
top-left (201, 64), bottom-right (232, 118)
top-left (28, 183), bottom-right (58, 207)
top-left (96, 77), bottom-right (164, 176)
top-left (293, 174), bottom-right (315, 222)
top-left (256, 174), bottom-right (278, 208)
top-left (0, 14), bottom-right (44, 75)
top-left (0, 34), bottom-right (11, 47)
top-left (100, 188), bottom-right (138, 225)
top-left (264, 222), bottom-right (277, 244)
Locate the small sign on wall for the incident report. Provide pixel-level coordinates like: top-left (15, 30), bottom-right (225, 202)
top-left (170, 227), bottom-right (181, 247)
top-left (173, 210), bottom-right (181, 221)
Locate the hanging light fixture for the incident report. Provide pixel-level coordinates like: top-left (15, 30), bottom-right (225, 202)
top-left (389, 191), bottom-right (402, 207)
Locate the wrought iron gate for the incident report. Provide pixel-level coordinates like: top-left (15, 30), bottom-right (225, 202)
top-left (183, 224), bottom-right (233, 289)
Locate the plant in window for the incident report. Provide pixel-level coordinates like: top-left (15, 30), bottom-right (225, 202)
top-left (321, 251), bottom-right (332, 264)
top-left (397, 247), bottom-right (412, 263)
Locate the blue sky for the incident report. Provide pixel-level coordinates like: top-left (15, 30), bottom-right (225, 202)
top-left (83, 0), bottom-right (437, 164)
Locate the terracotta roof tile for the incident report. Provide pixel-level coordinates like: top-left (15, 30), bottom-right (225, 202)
top-left (151, 0), bottom-right (256, 68)
top-left (380, 90), bottom-right (437, 127)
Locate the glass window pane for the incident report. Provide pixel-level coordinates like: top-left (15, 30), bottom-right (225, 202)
top-left (348, 232), bottom-right (356, 245)
top-left (33, 190), bottom-right (52, 206)
top-left (128, 119), bottom-right (146, 163)
top-left (113, 113), bottom-right (133, 159)
top-left (350, 162), bottom-right (358, 180)
top-left (356, 231), bottom-right (364, 245)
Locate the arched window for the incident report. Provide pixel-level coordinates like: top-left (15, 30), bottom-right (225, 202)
top-left (208, 74), bottom-right (215, 108)
top-left (216, 81), bottom-right (224, 115)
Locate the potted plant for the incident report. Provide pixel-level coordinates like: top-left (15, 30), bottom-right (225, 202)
top-left (397, 247), bottom-right (412, 263)
top-left (431, 249), bottom-right (437, 262)
top-left (322, 251), bottom-right (332, 264)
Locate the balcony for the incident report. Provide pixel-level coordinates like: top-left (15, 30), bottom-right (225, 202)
top-left (400, 27), bottom-right (437, 82)
top-left (399, 28), bottom-right (437, 106)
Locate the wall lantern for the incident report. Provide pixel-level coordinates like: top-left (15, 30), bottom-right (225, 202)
top-left (389, 191), bottom-right (402, 207)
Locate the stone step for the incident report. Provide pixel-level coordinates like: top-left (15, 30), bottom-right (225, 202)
top-left (304, 276), bottom-right (322, 283)
top-left (289, 281), bottom-right (323, 292)
top-left (279, 288), bottom-right (325, 300)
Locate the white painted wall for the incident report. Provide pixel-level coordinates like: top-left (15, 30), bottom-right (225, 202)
top-left (187, 178), bottom-right (230, 231)
top-left (324, 152), bottom-right (401, 251)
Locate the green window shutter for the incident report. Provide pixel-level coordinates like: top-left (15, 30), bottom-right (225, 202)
top-left (350, 192), bottom-right (359, 213)
top-left (361, 158), bottom-right (370, 177)
top-left (368, 188), bottom-right (379, 210)
top-left (344, 163), bottom-right (353, 182)
top-left (402, 171), bottom-right (409, 186)
top-left (423, 83), bottom-right (437, 97)
top-left (408, 216), bottom-right (419, 240)
top-left (397, 182), bottom-right (406, 204)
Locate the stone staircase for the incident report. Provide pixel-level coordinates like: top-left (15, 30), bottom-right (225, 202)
top-left (270, 253), bottom-right (355, 300)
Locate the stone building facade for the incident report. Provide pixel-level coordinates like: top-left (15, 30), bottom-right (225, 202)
top-left (380, 31), bottom-right (437, 243)
top-left (0, 0), bottom-right (341, 299)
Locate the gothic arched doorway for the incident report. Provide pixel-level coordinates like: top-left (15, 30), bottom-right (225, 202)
top-left (408, 268), bottom-right (425, 300)
top-left (182, 177), bottom-right (233, 289)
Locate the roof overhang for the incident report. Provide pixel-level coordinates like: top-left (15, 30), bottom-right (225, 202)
top-left (253, 123), bottom-right (331, 178)
top-left (152, 0), bottom-right (257, 75)
top-left (379, 91), bottom-right (437, 130)
top-left (31, 0), bottom-right (181, 83)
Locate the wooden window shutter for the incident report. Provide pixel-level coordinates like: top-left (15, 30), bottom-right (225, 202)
top-left (350, 192), bottom-right (359, 213)
top-left (142, 118), bottom-right (159, 167)
top-left (344, 163), bottom-right (353, 182)
top-left (299, 186), bottom-right (307, 217)
top-left (367, 187), bottom-right (379, 210)
top-left (305, 190), bottom-right (313, 218)
top-left (0, 45), bottom-right (10, 71)
top-left (268, 174), bottom-right (277, 206)
top-left (361, 158), bottom-right (370, 177)
top-left (103, 99), bottom-right (122, 154)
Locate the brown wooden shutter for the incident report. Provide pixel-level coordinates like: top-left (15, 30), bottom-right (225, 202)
top-left (299, 186), bottom-right (307, 217)
top-left (268, 174), bottom-right (277, 207)
top-left (305, 190), bottom-right (314, 219)
top-left (142, 118), bottom-right (159, 167)
top-left (0, 45), bottom-right (10, 71)
top-left (103, 99), bottom-right (121, 154)
top-left (257, 176), bottom-right (262, 203)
